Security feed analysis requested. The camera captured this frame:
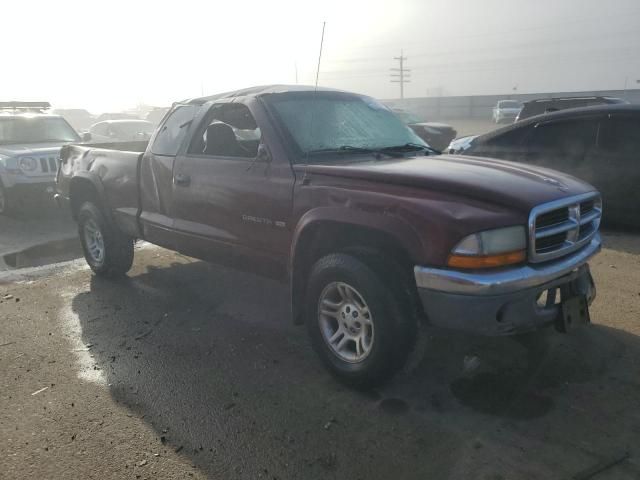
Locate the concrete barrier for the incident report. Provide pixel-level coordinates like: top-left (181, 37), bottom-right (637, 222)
top-left (383, 89), bottom-right (640, 121)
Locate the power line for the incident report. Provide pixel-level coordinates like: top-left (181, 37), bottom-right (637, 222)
top-left (322, 44), bottom-right (639, 78)
top-left (320, 27), bottom-right (640, 70)
top-left (318, 8), bottom-right (640, 56)
top-left (390, 49), bottom-right (410, 99)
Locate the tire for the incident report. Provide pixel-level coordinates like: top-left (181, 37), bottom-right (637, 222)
top-left (305, 253), bottom-right (415, 388)
top-left (77, 201), bottom-right (134, 277)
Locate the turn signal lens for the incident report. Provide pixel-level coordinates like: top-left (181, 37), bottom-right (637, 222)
top-left (447, 250), bottom-right (526, 269)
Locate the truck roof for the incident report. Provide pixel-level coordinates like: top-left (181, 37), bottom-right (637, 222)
top-left (185, 84), bottom-right (347, 105)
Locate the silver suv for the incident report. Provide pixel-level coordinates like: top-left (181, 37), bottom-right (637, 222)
top-left (0, 102), bottom-right (80, 215)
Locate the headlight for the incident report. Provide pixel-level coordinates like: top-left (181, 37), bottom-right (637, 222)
top-left (448, 226), bottom-right (526, 269)
top-left (19, 157), bottom-right (38, 172)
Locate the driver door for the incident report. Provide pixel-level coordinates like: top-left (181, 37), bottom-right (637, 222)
top-left (170, 100), bottom-right (294, 276)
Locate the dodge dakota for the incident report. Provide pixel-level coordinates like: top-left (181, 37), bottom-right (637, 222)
top-left (56, 85), bottom-right (602, 386)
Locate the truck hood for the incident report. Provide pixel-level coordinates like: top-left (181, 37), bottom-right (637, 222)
top-left (299, 154), bottom-right (597, 212)
top-left (0, 142), bottom-right (65, 157)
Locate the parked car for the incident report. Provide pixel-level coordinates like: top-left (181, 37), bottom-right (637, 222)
top-left (391, 108), bottom-right (457, 152)
top-left (447, 135), bottom-right (479, 154)
top-left (0, 102), bottom-right (81, 215)
top-left (145, 107), bottom-right (170, 126)
top-left (94, 112), bottom-right (141, 123)
top-left (87, 120), bottom-right (155, 143)
top-left (461, 104), bottom-right (639, 229)
top-left (516, 96), bottom-right (627, 122)
top-left (56, 85), bottom-right (601, 387)
top-left (53, 108), bottom-right (95, 133)
top-left (492, 100), bottom-right (522, 123)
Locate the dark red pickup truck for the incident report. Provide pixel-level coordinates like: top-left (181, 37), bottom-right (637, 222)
top-left (56, 85), bottom-right (602, 386)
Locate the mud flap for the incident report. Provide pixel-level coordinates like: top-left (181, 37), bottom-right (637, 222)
top-left (556, 295), bottom-right (591, 333)
top-left (555, 268), bottom-right (595, 333)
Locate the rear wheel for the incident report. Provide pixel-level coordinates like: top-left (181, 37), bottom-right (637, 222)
top-left (78, 202), bottom-right (134, 277)
top-left (306, 253), bottom-right (415, 388)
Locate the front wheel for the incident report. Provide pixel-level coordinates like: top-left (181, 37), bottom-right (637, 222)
top-left (78, 202), bottom-right (134, 277)
top-left (305, 253), bottom-right (415, 388)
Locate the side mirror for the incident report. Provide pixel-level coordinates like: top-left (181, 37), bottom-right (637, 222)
top-left (81, 132), bottom-right (92, 142)
top-left (256, 143), bottom-right (272, 163)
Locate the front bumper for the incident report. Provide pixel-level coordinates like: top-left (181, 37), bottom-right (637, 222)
top-left (2, 178), bottom-right (56, 205)
top-left (414, 235), bottom-right (601, 335)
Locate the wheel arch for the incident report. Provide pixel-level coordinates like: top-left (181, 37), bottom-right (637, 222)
top-left (68, 173), bottom-right (107, 220)
top-left (289, 208), bottom-right (425, 325)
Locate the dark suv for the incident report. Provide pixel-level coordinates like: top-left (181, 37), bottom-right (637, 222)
top-left (517, 96), bottom-right (628, 121)
top-left (0, 102), bottom-right (81, 215)
top-left (463, 104), bottom-right (640, 229)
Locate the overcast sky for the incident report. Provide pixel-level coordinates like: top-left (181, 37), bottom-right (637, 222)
top-left (3, 0), bottom-right (640, 112)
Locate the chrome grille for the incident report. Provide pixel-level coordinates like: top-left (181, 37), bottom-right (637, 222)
top-left (32, 155), bottom-right (60, 174)
top-left (528, 193), bottom-right (602, 263)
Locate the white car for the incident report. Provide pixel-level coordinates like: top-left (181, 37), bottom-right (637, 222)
top-left (446, 135), bottom-right (478, 154)
top-left (87, 120), bottom-right (154, 143)
top-left (492, 100), bottom-right (522, 124)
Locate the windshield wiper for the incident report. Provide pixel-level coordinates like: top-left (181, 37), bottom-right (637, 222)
top-left (381, 142), bottom-right (441, 155)
top-left (309, 145), bottom-right (401, 158)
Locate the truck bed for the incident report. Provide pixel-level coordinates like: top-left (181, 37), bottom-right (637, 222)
top-left (81, 140), bottom-right (149, 152)
top-left (57, 142), bottom-right (145, 236)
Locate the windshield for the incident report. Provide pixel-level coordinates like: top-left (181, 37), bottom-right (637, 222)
top-left (265, 93), bottom-right (426, 158)
top-left (0, 116), bottom-right (79, 144)
top-left (499, 100), bottom-right (521, 108)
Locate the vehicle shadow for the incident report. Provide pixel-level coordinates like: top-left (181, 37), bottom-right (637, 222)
top-left (602, 230), bottom-right (640, 255)
top-left (70, 256), bottom-right (640, 479)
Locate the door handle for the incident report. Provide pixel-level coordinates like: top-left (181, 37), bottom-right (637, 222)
top-left (174, 173), bottom-right (191, 186)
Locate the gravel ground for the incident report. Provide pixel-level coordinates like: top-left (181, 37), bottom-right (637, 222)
top-left (0, 207), bottom-right (78, 270)
top-left (1, 232), bottom-right (639, 479)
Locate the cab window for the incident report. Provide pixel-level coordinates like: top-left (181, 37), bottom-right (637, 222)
top-left (188, 103), bottom-right (261, 158)
top-left (151, 105), bottom-right (198, 156)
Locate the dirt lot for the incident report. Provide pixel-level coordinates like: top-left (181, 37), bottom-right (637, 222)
top-left (0, 231), bottom-right (639, 480)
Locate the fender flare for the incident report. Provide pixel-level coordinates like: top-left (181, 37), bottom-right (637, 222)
top-left (290, 206), bottom-right (425, 272)
top-left (68, 171), bottom-right (109, 217)
top-left (288, 207), bottom-right (426, 324)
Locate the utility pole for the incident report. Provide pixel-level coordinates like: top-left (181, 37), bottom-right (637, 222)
top-left (390, 49), bottom-right (410, 99)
